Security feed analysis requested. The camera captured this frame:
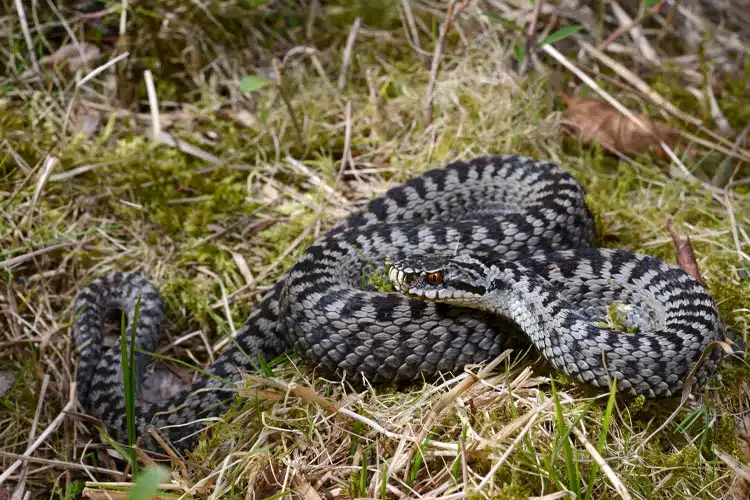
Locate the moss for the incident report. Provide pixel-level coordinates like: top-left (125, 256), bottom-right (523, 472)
top-left (711, 411), bottom-right (741, 457)
top-left (595, 303), bottom-right (640, 334)
top-left (628, 395), bottom-right (646, 414)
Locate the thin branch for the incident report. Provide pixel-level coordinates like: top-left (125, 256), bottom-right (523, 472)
top-left (422, 0), bottom-right (471, 126)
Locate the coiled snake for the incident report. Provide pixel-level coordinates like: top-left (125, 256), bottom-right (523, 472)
top-left (73, 155), bottom-right (724, 451)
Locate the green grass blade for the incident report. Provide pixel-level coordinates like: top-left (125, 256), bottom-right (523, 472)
top-left (120, 294), bottom-right (142, 474)
top-left (676, 407), bottom-right (705, 433)
top-left (128, 295), bottom-right (141, 448)
top-left (451, 425), bottom-right (466, 483)
top-left (584, 379), bottom-right (617, 500)
top-left (380, 464), bottom-right (388, 500)
top-left (483, 13), bottom-right (525, 32)
top-left (551, 381), bottom-right (581, 496)
top-left (407, 444), bottom-right (424, 488)
top-left (538, 25), bottom-right (583, 47)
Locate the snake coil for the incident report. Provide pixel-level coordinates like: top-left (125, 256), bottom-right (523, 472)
top-left (73, 156), bottom-right (724, 451)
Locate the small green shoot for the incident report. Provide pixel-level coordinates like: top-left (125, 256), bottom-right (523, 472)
top-left (596, 303), bottom-right (640, 334)
top-left (485, 13), bottom-right (581, 65)
top-left (127, 465), bottom-right (169, 500)
top-left (239, 75), bottom-right (272, 93)
top-left (239, 66), bottom-right (304, 150)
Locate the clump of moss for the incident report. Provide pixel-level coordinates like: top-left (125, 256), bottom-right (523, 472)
top-left (595, 303), bottom-right (640, 334)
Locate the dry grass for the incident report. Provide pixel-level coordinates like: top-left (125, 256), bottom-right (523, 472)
top-left (1, 0), bottom-right (750, 498)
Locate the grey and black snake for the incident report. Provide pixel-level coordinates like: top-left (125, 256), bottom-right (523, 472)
top-left (73, 155), bottom-right (725, 452)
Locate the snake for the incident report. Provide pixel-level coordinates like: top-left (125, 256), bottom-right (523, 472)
top-left (73, 155), bottom-right (725, 452)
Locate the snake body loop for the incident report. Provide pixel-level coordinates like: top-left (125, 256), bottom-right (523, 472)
top-left (73, 156), bottom-right (724, 451)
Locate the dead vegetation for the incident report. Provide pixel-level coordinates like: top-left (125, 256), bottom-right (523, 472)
top-left (1, 0), bottom-right (750, 498)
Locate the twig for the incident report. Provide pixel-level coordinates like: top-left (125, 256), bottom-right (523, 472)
top-left (400, 0), bottom-right (423, 54)
top-left (76, 52), bottom-right (129, 88)
top-left (600, 0), bottom-right (662, 50)
top-left (520, 0), bottom-right (545, 75)
top-left (144, 69), bottom-right (161, 137)
top-left (422, 0), bottom-right (471, 125)
top-left (25, 156), bottom-right (58, 225)
top-left (288, 383), bottom-right (341, 415)
top-left (0, 452), bottom-right (127, 479)
top-left (715, 448), bottom-right (750, 482)
top-left (13, 0), bottom-right (40, 73)
top-left (273, 58), bottom-right (306, 152)
top-left (285, 156), bottom-right (350, 206)
top-left (705, 70), bottom-right (734, 136)
top-left (0, 242), bottom-right (77, 271)
top-left (571, 427), bottom-right (632, 500)
top-left (61, 51), bottom-right (129, 137)
top-left (146, 428), bottom-right (189, 479)
top-left (337, 100), bottom-right (354, 186)
top-left (579, 40), bottom-right (701, 126)
top-left (198, 267), bottom-right (235, 340)
top-left (606, 1), bottom-right (660, 64)
top-left (338, 17), bottom-right (362, 91)
top-left (152, 131), bottom-right (221, 164)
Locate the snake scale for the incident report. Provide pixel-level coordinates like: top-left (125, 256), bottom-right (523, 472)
top-left (73, 155), bottom-right (724, 452)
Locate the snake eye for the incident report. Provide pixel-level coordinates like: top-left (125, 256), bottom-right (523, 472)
top-left (426, 271), bottom-right (443, 285)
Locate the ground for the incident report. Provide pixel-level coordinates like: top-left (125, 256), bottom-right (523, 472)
top-left (1, 1), bottom-right (750, 499)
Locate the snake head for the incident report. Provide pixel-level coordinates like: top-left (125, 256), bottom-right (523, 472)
top-left (388, 254), bottom-right (488, 301)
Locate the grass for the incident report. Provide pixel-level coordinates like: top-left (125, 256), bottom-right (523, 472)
top-left (1, 0), bottom-right (750, 498)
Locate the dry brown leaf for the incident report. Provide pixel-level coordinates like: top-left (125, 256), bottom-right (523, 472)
top-left (666, 218), bottom-right (704, 285)
top-left (20, 43), bottom-right (102, 79)
top-left (0, 371), bottom-right (13, 398)
top-left (561, 94), bottom-right (679, 157)
top-left (726, 476), bottom-right (749, 500)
